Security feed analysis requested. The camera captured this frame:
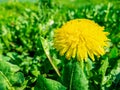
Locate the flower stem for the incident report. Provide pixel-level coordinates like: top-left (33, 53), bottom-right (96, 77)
top-left (40, 37), bottom-right (61, 77)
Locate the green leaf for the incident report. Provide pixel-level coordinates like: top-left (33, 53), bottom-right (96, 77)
top-left (0, 60), bottom-right (20, 75)
top-left (84, 58), bottom-right (94, 77)
top-left (62, 61), bottom-right (73, 88)
top-left (99, 58), bottom-right (109, 77)
top-left (0, 55), bottom-right (11, 61)
top-left (34, 75), bottom-right (66, 90)
top-left (63, 61), bottom-right (88, 90)
top-left (0, 60), bottom-right (24, 89)
top-left (10, 72), bottom-right (24, 86)
top-left (109, 46), bottom-right (118, 59)
top-left (98, 58), bottom-right (109, 89)
top-left (103, 59), bottom-right (120, 89)
top-left (0, 71), bottom-right (14, 90)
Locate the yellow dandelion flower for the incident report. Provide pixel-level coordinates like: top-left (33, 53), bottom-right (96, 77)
top-left (54, 19), bottom-right (109, 61)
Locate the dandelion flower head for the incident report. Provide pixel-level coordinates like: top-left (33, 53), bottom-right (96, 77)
top-left (54, 19), bottom-right (109, 61)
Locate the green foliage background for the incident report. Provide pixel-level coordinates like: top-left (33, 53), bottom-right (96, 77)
top-left (0, 0), bottom-right (120, 90)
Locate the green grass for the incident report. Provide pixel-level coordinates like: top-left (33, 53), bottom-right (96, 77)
top-left (53, 0), bottom-right (120, 8)
top-left (0, 0), bottom-right (120, 90)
